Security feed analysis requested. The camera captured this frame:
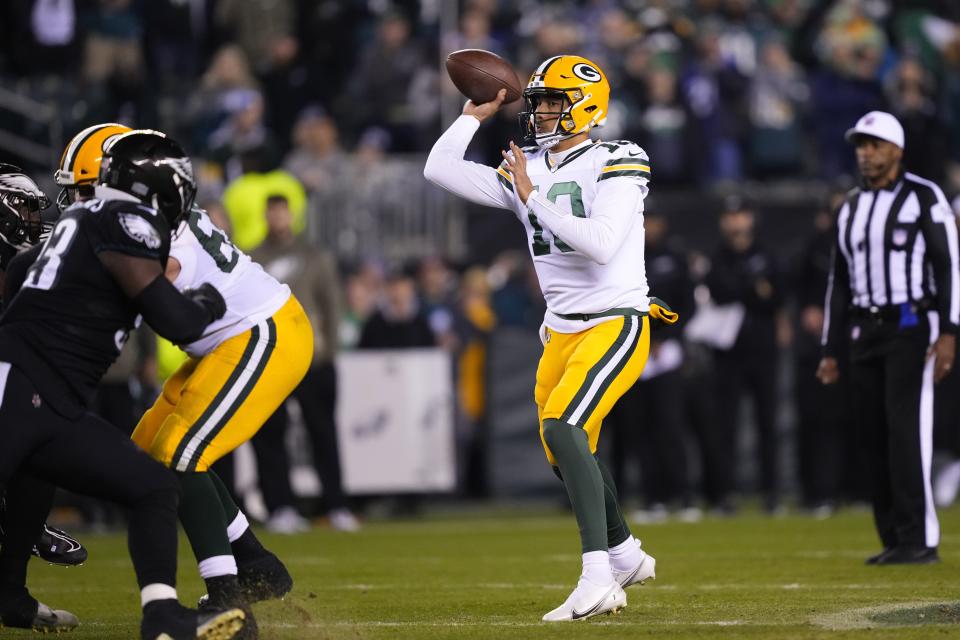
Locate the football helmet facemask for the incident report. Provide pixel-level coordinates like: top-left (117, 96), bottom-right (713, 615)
top-left (99, 130), bottom-right (197, 227)
top-left (55, 123), bottom-right (132, 211)
top-left (0, 163), bottom-right (55, 250)
top-left (519, 55), bottom-right (610, 149)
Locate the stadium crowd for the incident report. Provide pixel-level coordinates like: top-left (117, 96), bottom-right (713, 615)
top-left (2, 0), bottom-right (960, 531)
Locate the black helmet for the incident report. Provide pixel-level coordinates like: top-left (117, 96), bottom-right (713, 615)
top-left (0, 163), bottom-right (55, 249)
top-left (99, 130), bottom-right (197, 226)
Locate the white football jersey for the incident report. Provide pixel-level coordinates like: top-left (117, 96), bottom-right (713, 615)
top-left (425, 116), bottom-right (650, 333)
top-left (170, 207), bottom-right (290, 356)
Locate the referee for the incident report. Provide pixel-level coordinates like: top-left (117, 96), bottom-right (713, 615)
top-left (817, 111), bottom-right (958, 565)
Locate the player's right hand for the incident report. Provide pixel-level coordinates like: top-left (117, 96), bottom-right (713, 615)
top-left (816, 357), bottom-right (839, 385)
top-left (463, 88), bottom-right (507, 123)
top-left (184, 282), bottom-right (226, 321)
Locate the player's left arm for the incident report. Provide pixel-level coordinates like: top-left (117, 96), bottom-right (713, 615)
top-left (918, 183), bottom-right (959, 381)
top-left (918, 184), bottom-right (960, 335)
top-left (502, 141), bottom-right (647, 265)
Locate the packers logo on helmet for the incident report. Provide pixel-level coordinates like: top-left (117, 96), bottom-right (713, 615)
top-left (519, 55), bottom-right (610, 149)
top-left (55, 123), bottom-right (132, 210)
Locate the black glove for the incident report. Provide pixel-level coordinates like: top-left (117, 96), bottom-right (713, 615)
top-left (183, 282), bottom-right (226, 322)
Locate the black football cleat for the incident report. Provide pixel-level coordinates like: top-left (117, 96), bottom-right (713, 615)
top-left (0, 591), bottom-right (79, 633)
top-left (198, 551), bottom-right (292, 607)
top-left (33, 523), bottom-right (88, 566)
top-left (200, 576), bottom-right (258, 640)
top-left (873, 545), bottom-right (940, 565)
top-left (141, 599), bottom-right (245, 640)
top-left (237, 550), bottom-right (293, 602)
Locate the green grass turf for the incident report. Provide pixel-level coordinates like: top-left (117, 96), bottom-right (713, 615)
top-left (18, 504), bottom-right (960, 639)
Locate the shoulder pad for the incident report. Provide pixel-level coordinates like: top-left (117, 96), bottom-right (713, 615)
top-left (84, 198), bottom-right (169, 255)
top-left (596, 140), bottom-right (651, 182)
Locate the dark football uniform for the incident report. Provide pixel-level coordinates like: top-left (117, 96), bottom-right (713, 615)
top-left (0, 196), bottom-right (214, 625)
top-left (0, 198), bottom-right (170, 418)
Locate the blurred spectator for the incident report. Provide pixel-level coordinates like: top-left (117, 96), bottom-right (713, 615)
top-left (885, 57), bottom-right (947, 183)
top-left (633, 64), bottom-right (703, 185)
top-left (606, 209), bottom-right (697, 520)
top-left (188, 45), bottom-right (259, 165)
top-left (682, 24), bottom-right (750, 183)
top-left (580, 7), bottom-right (638, 84)
top-left (791, 188), bottom-right (859, 515)
top-left (251, 194), bottom-right (359, 533)
top-left (214, 0), bottom-right (296, 78)
top-left (418, 256), bottom-right (457, 350)
top-left (81, 0), bottom-right (145, 122)
top-left (207, 88), bottom-right (281, 181)
top-left (748, 36), bottom-right (809, 176)
top-left (2, 0), bottom-right (83, 77)
top-left (358, 269), bottom-right (435, 350)
top-left (221, 166), bottom-right (306, 250)
top-left (518, 19), bottom-right (582, 78)
top-left (442, 7), bottom-right (505, 57)
top-left (453, 267), bottom-right (496, 497)
top-left (283, 105), bottom-right (347, 194)
top-left (339, 263), bottom-right (382, 350)
top-left (705, 199), bottom-right (788, 514)
top-left (341, 12), bottom-right (425, 151)
top-left (812, 1), bottom-right (887, 178)
top-left (142, 0), bottom-right (214, 87)
top-left (489, 251), bottom-right (544, 329)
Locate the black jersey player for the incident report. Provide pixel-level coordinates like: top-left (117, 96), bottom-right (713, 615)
top-left (0, 131), bottom-right (246, 639)
top-left (0, 164), bottom-right (89, 571)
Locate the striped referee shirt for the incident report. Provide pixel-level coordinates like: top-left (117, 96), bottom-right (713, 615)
top-left (821, 171), bottom-right (960, 355)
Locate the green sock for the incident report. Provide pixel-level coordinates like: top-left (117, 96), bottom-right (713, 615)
top-left (596, 457), bottom-right (632, 548)
top-left (176, 472), bottom-right (232, 562)
top-left (209, 470), bottom-right (240, 523)
top-left (542, 418), bottom-right (606, 553)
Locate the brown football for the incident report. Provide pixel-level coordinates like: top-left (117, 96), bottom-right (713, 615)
top-left (446, 49), bottom-right (522, 105)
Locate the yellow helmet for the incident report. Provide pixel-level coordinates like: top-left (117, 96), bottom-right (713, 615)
top-left (55, 123), bottom-right (132, 209)
top-left (519, 55), bottom-right (610, 149)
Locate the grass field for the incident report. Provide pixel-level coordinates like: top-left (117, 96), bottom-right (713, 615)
top-left (20, 504), bottom-right (960, 639)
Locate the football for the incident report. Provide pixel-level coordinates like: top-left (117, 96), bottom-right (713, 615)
top-left (445, 49), bottom-right (522, 105)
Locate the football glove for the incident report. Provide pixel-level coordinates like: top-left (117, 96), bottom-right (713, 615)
top-left (184, 282), bottom-right (226, 322)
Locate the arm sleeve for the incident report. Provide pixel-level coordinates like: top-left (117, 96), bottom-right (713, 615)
top-left (133, 275), bottom-right (217, 345)
top-left (423, 115), bottom-right (515, 211)
top-left (918, 185), bottom-right (960, 334)
top-left (821, 235), bottom-right (851, 356)
top-left (526, 177), bottom-right (645, 265)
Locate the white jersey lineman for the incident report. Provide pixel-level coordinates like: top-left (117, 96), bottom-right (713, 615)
top-left (170, 207), bottom-right (290, 356)
top-left (424, 115), bottom-right (650, 334)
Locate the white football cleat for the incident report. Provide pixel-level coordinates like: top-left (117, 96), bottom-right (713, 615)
top-left (542, 578), bottom-right (627, 622)
top-left (612, 546), bottom-right (656, 588)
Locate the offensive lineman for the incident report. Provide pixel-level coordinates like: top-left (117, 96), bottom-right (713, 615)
top-left (0, 130), bottom-right (246, 638)
top-left (424, 55), bottom-right (674, 621)
top-left (55, 124), bottom-right (311, 637)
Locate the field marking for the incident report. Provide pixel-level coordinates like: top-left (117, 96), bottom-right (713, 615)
top-left (325, 581), bottom-right (929, 592)
top-left (809, 600), bottom-right (957, 630)
top-left (260, 619), bottom-right (763, 629)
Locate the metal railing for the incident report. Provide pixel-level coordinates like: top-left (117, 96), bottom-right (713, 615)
top-left (305, 155), bottom-right (468, 263)
top-left (0, 77), bottom-right (63, 169)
